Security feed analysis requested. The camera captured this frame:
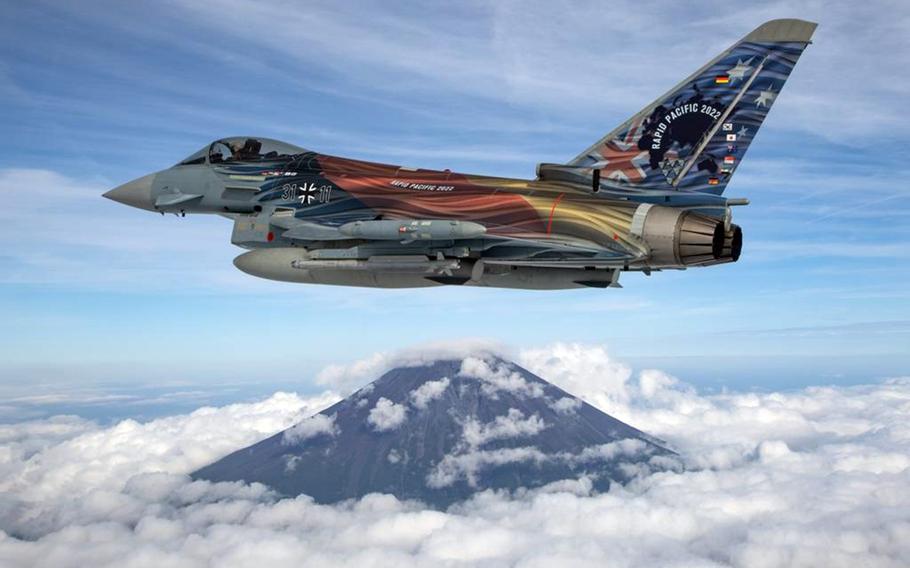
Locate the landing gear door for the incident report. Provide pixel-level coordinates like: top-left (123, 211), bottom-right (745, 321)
top-left (231, 211), bottom-right (277, 247)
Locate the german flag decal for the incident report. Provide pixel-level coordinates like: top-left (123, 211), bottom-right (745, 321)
top-left (715, 75), bottom-right (730, 84)
top-left (708, 177), bottom-right (720, 185)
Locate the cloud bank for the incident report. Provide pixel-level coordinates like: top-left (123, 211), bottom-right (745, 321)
top-left (1, 344), bottom-right (909, 566)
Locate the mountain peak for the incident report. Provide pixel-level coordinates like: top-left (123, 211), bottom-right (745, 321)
top-left (194, 355), bottom-right (671, 507)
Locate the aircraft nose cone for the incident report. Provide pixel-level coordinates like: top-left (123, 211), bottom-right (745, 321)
top-left (103, 173), bottom-right (156, 211)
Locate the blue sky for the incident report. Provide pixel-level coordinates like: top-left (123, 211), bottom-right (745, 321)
top-left (1, 0), bottom-right (908, 416)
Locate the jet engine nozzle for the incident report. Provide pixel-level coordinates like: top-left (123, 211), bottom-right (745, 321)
top-left (719, 224), bottom-right (743, 263)
top-left (632, 204), bottom-right (726, 267)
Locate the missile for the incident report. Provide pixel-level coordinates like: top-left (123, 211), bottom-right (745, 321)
top-left (289, 255), bottom-right (460, 274)
top-left (338, 219), bottom-right (486, 242)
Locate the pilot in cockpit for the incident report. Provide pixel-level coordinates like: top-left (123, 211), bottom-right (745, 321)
top-left (199, 137), bottom-right (304, 166)
top-left (233, 138), bottom-right (262, 161)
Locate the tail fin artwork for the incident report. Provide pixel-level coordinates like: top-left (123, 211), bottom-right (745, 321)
top-left (567, 19), bottom-right (817, 195)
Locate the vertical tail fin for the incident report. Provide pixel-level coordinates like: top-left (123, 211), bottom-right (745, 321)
top-left (568, 19), bottom-right (817, 194)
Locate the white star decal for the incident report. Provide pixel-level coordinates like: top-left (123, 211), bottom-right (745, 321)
top-left (736, 126), bottom-right (749, 138)
top-left (726, 57), bottom-right (754, 82)
top-left (754, 85), bottom-right (777, 108)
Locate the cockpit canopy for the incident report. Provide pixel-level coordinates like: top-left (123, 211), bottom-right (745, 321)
top-left (176, 137), bottom-right (307, 166)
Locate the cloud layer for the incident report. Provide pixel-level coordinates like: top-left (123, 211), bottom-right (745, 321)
top-left (1, 344), bottom-right (909, 566)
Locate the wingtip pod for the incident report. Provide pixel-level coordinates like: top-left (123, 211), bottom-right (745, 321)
top-left (744, 19), bottom-right (818, 44)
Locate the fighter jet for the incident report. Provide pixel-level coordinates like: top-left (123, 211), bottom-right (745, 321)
top-left (105, 19), bottom-right (815, 290)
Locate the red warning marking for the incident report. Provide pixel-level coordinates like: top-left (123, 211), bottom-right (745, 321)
top-left (267, 232), bottom-right (275, 242)
top-left (546, 193), bottom-right (566, 235)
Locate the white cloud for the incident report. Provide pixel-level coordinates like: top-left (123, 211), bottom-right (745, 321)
top-left (427, 446), bottom-right (549, 489)
top-left (315, 352), bottom-right (394, 394)
top-left (0, 390), bottom-right (339, 509)
top-left (282, 413), bottom-right (339, 444)
top-left (519, 343), bottom-right (634, 411)
top-left (166, 0), bottom-right (910, 146)
top-left (315, 339), bottom-right (505, 394)
top-left (367, 398), bottom-right (408, 432)
top-left (569, 439), bottom-right (650, 464)
top-left (461, 408), bottom-right (547, 448)
top-left (1, 344), bottom-right (909, 566)
top-left (459, 356), bottom-right (545, 398)
top-left (409, 377), bottom-right (450, 410)
top-left (549, 396), bottom-right (582, 415)
top-left (0, 415), bottom-right (97, 475)
top-left (429, 436), bottom-right (655, 491)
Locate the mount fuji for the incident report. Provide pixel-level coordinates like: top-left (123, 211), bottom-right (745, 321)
top-left (194, 355), bottom-right (672, 507)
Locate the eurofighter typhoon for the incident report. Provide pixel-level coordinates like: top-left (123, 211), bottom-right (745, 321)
top-left (105, 19), bottom-right (816, 290)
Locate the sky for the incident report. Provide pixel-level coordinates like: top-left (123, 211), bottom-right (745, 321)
top-left (1, 0), bottom-right (910, 419)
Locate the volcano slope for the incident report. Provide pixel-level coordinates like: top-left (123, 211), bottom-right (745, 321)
top-left (194, 356), bottom-right (672, 507)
